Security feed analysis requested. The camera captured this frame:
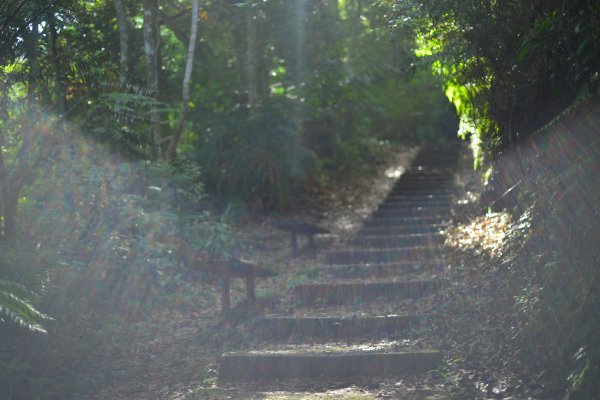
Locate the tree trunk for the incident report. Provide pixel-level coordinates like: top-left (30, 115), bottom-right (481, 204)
top-left (2, 191), bottom-right (18, 244)
top-left (347, 0), bottom-right (362, 78)
top-left (0, 129), bottom-right (20, 244)
top-left (233, 11), bottom-right (246, 104)
top-left (48, 12), bottom-right (66, 114)
top-left (0, 82), bottom-right (11, 243)
top-left (0, 125), bottom-right (7, 242)
top-left (294, 0), bottom-right (307, 82)
top-left (246, 4), bottom-right (260, 116)
top-left (166, 0), bottom-right (200, 161)
top-left (24, 25), bottom-right (39, 103)
top-left (293, 0), bottom-right (308, 137)
top-left (114, 0), bottom-right (130, 87)
top-left (142, 0), bottom-right (162, 159)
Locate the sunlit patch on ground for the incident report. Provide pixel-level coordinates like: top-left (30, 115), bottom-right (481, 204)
top-left (384, 166), bottom-right (406, 179)
top-left (245, 339), bottom-right (429, 354)
top-left (263, 388), bottom-right (374, 399)
top-left (192, 377), bottom-right (453, 400)
top-left (323, 147), bottom-right (418, 240)
top-left (446, 212), bottom-right (511, 258)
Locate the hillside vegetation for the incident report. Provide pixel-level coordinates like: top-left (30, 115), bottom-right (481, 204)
top-left (1, 1), bottom-right (599, 398)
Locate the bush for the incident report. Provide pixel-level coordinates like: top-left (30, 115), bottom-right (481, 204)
top-left (491, 98), bottom-right (600, 398)
top-left (0, 133), bottom-right (240, 398)
top-left (195, 102), bottom-right (316, 211)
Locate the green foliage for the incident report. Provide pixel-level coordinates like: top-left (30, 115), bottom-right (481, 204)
top-left (493, 101), bottom-right (600, 398)
top-left (0, 0), bottom-right (462, 396)
top-left (0, 280), bottom-right (51, 333)
top-left (196, 102), bottom-right (316, 211)
top-left (411, 0), bottom-right (600, 167)
top-left (0, 132), bottom-right (233, 336)
top-left (85, 88), bottom-right (166, 157)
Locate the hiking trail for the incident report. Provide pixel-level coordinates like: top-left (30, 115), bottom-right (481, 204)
top-left (218, 143), bottom-right (461, 397)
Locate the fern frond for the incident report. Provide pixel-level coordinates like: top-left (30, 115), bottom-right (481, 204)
top-left (0, 281), bottom-right (39, 303)
top-left (0, 281), bottom-right (53, 334)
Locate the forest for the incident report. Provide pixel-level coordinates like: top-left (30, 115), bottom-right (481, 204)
top-left (0, 0), bottom-right (599, 399)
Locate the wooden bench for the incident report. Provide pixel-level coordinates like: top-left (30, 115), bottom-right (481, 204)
top-left (213, 258), bottom-right (276, 314)
top-left (273, 220), bottom-right (329, 255)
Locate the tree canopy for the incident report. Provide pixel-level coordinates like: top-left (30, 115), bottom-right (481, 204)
top-left (1, 0), bottom-right (599, 398)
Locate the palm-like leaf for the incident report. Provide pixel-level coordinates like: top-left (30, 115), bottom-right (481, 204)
top-left (0, 280), bottom-right (52, 333)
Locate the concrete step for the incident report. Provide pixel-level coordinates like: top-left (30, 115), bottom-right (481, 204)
top-left (393, 180), bottom-right (453, 186)
top-left (377, 201), bottom-right (450, 210)
top-left (399, 171), bottom-right (453, 177)
top-left (394, 178), bottom-right (453, 184)
top-left (390, 187), bottom-right (452, 194)
top-left (219, 349), bottom-right (442, 382)
top-left (362, 215), bottom-right (449, 229)
top-left (412, 158), bottom-right (457, 163)
top-left (385, 194), bottom-right (452, 203)
top-left (412, 157), bottom-right (457, 162)
top-left (398, 177), bottom-right (452, 183)
top-left (392, 180), bottom-right (453, 187)
top-left (350, 233), bottom-right (444, 248)
top-left (253, 314), bottom-right (427, 342)
top-left (320, 260), bottom-right (442, 279)
top-left (412, 156), bottom-right (458, 162)
top-left (397, 176), bottom-right (452, 182)
top-left (294, 279), bottom-right (443, 305)
top-left (358, 224), bottom-right (446, 237)
top-left (371, 208), bottom-right (450, 219)
top-left (390, 187), bottom-right (454, 193)
top-left (389, 188), bottom-right (452, 195)
top-left (402, 170), bottom-right (454, 176)
top-left (409, 164), bottom-right (457, 170)
top-left (324, 246), bottom-right (441, 264)
top-left (389, 188), bottom-right (452, 196)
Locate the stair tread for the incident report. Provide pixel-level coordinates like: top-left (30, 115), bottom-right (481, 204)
top-left (219, 143), bottom-right (460, 384)
top-left (219, 349), bottom-right (442, 381)
top-left (233, 340), bottom-right (436, 355)
top-left (294, 279), bottom-right (444, 305)
top-left (256, 313), bottom-right (427, 320)
top-left (297, 277), bottom-right (444, 286)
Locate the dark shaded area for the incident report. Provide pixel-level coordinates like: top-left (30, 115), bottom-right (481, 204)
top-left (489, 99), bottom-right (600, 398)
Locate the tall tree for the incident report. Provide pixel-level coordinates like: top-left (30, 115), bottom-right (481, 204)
top-left (47, 10), bottom-right (66, 113)
top-left (346, 0), bottom-right (363, 78)
top-left (246, 2), bottom-right (260, 115)
top-left (24, 25), bottom-right (40, 102)
top-left (114, 0), bottom-right (130, 87)
top-left (166, 0), bottom-right (200, 161)
top-left (0, 88), bottom-right (11, 242)
top-left (142, 0), bottom-right (162, 158)
top-left (0, 2), bottom-right (58, 242)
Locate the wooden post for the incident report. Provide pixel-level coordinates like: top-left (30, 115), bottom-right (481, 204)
top-left (274, 221), bottom-right (329, 255)
top-left (221, 277), bottom-right (230, 313)
top-left (291, 232), bottom-right (298, 255)
top-left (308, 233), bottom-right (315, 251)
top-left (246, 275), bottom-right (255, 303)
top-left (214, 258), bottom-right (275, 313)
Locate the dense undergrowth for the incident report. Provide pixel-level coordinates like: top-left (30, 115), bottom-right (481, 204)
top-left (498, 99), bottom-right (600, 399)
top-left (0, 136), bottom-right (230, 398)
top-left (0, 110), bottom-right (422, 399)
top-left (1, 1), bottom-right (599, 398)
top-left (446, 97), bottom-right (600, 399)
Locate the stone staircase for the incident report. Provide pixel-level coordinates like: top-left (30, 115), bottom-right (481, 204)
top-left (218, 143), bottom-right (460, 386)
